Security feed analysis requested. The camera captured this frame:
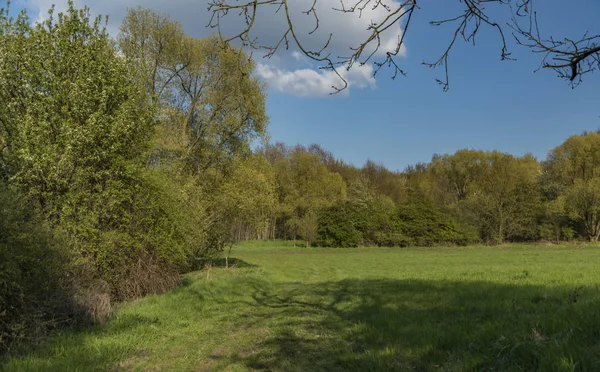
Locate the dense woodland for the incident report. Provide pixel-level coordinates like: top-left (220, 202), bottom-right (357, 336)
top-left (1, 2), bottom-right (600, 354)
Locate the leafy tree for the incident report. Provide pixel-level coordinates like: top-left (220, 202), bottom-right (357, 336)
top-left (119, 7), bottom-right (270, 262)
top-left (545, 131), bottom-right (600, 241)
top-left (117, 6), bottom-right (184, 104)
top-left (563, 178), bottom-right (600, 242)
top-left (0, 3), bottom-right (152, 215)
top-left (429, 149), bottom-right (488, 204)
top-left (361, 160), bottom-right (406, 203)
top-left (167, 35), bottom-right (268, 174)
top-left (273, 149), bottom-right (346, 246)
top-left (0, 2), bottom-right (193, 302)
top-left (226, 155), bottom-right (277, 242)
top-left (205, 155), bottom-right (277, 265)
top-left (119, 8), bottom-right (268, 175)
top-left (546, 131), bottom-right (600, 186)
top-left (460, 152), bottom-right (542, 243)
top-left (539, 198), bottom-right (574, 243)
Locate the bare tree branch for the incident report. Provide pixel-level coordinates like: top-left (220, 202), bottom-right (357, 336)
top-left (208, 0), bottom-right (599, 92)
top-left (509, 1), bottom-right (600, 87)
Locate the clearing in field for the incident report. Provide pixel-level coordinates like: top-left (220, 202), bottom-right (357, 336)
top-left (3, 241), bottom-right (600, 371)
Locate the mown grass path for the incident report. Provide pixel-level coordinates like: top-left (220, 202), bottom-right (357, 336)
top-left (3, 242), bottom-right (600, 371)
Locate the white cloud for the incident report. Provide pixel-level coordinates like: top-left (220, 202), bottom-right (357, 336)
top-left (291, 51), bottom-right (303, 61)
top-left (256, 63), bottom-right (375, 97)
top-left (24, 0), bottom-right (406, 97)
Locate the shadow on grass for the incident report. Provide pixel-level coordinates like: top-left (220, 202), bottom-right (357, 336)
top-left (3, 273), bottom-right (600, 371)
top-left (209, 257), bottom-right (258, 269)
top-left (215, 279), bottom-right (600, 371)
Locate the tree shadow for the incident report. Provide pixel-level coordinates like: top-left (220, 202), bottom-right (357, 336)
top-left (208, 257), bottom-right (258, 269)
top-left (217, 279), bottom-right (600, 371)
top-left (4, 275), bottom-right (600, 371)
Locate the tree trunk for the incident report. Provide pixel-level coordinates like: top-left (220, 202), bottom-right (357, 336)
top-left (585, 215), bottom-right (600, 242)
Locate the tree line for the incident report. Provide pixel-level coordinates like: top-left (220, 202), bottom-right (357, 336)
top-left (251, 137), bottom-right (600, 249)
top-left (0, 1), bottom-right (598, 355)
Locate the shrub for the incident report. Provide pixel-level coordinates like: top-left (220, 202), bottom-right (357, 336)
top-left (0, 183), bottom-right (75, 354)
top-left (0, 4), bottom-right (196, 306)
top-left (372, 232), bottom-right (413, 247)
top-left (396, 196), bottom-right (478, 246)
top-left (317, 202), bottom-right (363, 247)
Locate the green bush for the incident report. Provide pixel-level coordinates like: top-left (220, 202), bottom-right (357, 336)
top-left (317, 189), bottom-right (403, 248)
top-left (0, 4), bottom-right (200, 305)
top-left (372, 232), bottom-right (413, 247)
top-left (0, 183), bottom-right (75, 354)
top-left (317, 202), bottom-right (363, 247)
top-left (396, 195), bottom-right (478, 246)
top-left (317, 193), bottom-right (481, 248)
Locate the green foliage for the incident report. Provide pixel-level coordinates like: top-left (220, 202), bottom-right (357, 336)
top-left (273, 149), bottom-right (346, 244)
top-left (317, 181), bottom-right (402, 247)
top-left (0, 0), bottom-right (273, 354)
top-left (361, 160), bottom-right (406, 203)
top-left (0, 3), bottom-right (150, 210)
top-left (545, 131), bottom-right (600, 241)
top-left (396, 194), bottom-right (478, 246)
top-left (117, 6), bottom-right (184, 102)
top-left (0, 183), bottom-right (74, 354)
top-left (539, 198), bottom-right (574, 243)
top-left (0, 2), bottom-right (194, 305)
top-left (203, 154), bottom-right (278, 248)
top-left (563, 178), bottom-right (600, 241)
top-left (118, 6), bottom-right (270, 258)
top-left (546, 131), bottom-right (600, 185)
top-left (1, 4), bottom-right (153, 207)
top-left (317, 202), bottom-right (364, 247)
top-left (539, 224), bottom-right (575, 243)
top-left (119, 8), bottom-right (267, 175)
top-left (446, 151), bottom-right (543, 243)
top-left (372, 231), bottom-right (412, 247)
top-left (428, 149), bottom-right (488, 203)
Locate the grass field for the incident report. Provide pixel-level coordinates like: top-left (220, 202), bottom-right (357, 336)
top-left (3, 241), bottom-right (600, 371)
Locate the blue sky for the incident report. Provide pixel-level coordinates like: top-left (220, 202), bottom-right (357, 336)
top-left (12, 0), bottom-right (600, 171)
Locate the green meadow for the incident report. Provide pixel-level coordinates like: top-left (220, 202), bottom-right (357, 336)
top-left (3, 241), bottom-right (600, 371)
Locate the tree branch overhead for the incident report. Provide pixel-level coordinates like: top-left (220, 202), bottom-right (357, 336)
top-left (208, 0), bottom-right (599, 92)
